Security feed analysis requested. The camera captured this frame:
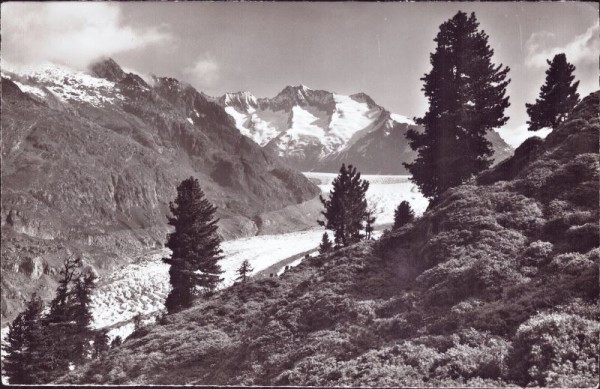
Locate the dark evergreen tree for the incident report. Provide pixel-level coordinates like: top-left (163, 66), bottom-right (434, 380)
top-left (404, 11), bottom-right (510, 200)
top-left (110, 336), bottom-right (123, 348)
top-left (3, 294), bottom-right (44, 384)
top-left (4, 258), bottom-right (101, 384)
top-left (46, 256), bottom-right (81, 324)
top-left (71, 272), bottom-right (96, 364)
top-left (236, 259), bottom-right (253, 283)
top-left (393, 201), bottom-right (415, 230)
top-left (526, 53), bottom-right (580, 131)
top-left (318, 232), bottom-right (333, 254)
top-left (43, 256), bottom-right (83, 380)
top-left (133, 313), bottom-right (143, 331)
top-left (3, 308), bottom-right (27, 383)
top-left (163, 177), bottom-right (224, 314)
top-left (365, 207), bottom-right (376, 240)
top-left (21, 295), bottom-right (50, 384)
top-left (319, 164), bottom-right (370, 247)
top-left (92, 329), bottom-right (110, 359)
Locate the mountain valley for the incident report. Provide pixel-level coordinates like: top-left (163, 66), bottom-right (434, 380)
top-left (0, 59), bottom-right (320, 323)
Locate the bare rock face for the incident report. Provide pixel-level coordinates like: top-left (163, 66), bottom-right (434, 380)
top-left (0, 59), bottom-right (320, 322)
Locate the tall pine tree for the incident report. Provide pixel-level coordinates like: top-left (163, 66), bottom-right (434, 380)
top-left (404, 11), bottom-right (510, 200)
top-left (71, 272), bottom-right (97, 364)
top-left (365, 206), bottom-right (376, 240)
top-left (3, 307), bottom-right (27, 383)
top-left (526, 53), bottom-right (580, 131)
top-left (236, 259), bottom-right (253, 283)
top-left (393, 201), bottom-right (415, 230)
top-left (163, 177), bottom-right (224, 314)
top-left (92, 329), bottom-right (111, 359)
top-left (4, 257), bottom-right (101, 384)
top-left (43, 256), bottom-right (83, 380)
top-left (319, 164), bottom-right (369, 247)
top-left (318, 232), bottom-right (333, 254)
top-left (3, 294), bottom-right (45, 384)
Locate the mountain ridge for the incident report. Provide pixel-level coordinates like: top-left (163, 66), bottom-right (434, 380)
top-left (215, 85), bottom-right (513, 173)
top-left (0, 59), bottom-right (320, 323)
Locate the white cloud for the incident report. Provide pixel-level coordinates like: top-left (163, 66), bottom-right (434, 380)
top-left (184, 54), bottom-right (220, 87)
top-left (525, 21), bottom-right (599, 68)
top-left (1, 2), bottom-right (171, 70)
top-left (497, 124), bottom-right (553, 149)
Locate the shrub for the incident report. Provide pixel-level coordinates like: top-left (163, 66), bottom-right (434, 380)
top-left (514, 159), bottom-right (561, 196)
top-left (507, 312), bottom-right (599, 387)
top-left (431, 328), bottom-right (510, 381)
top-left (491, 191), bottom-right (545, 232)
top-left (549, 252), bottom-right (596, 276)
top-left (564, 223), bottom-right (599, 253)
top-left (522, 241), bottom-right (554, 266)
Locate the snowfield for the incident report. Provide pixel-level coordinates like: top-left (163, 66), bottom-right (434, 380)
top-left (3, 63), bottom-right (124, 107)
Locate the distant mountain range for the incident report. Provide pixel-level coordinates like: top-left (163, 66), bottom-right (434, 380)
top-left (214, 86), bottom-right (514, 174)
top-left (0, 59), bottom-right (319, 322)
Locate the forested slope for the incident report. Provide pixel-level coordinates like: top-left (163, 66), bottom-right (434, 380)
top-left (59, 92), bottom-right (599, 386)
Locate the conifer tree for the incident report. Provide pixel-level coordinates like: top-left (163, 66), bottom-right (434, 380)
top-left (393, 201), bottom-right (415, 230)
top-left (47, 256), bottom-right (81, 324)
top-left (3, 308), bottom-right (27, 383)
top-left (43, 256), bottom-right (83, 380)
top-left (163, 177), bottom-right (224, 314)
top-left (92, 329), bottom-right (110, 359)
top-left (236, 259), bottom-right (253, 283)
top-left (133, 313), bottom-right (143, 331)
top-left (365, 207), bottom-right (376, 240)
top-left (319, 164), bottom-right (370, 247)
top-left (4, 258), bottom-right (101, 384)
top-left (404, 11), bottom-right (510, 200)
top-left (111, 336), bottom-right (123, 348)
top-left (3, 294), bottom-right (45, 384)
top-left (318, 232), bottom-right (333, 254)
top-left (71, 272), bottom-right (96, 364)
top-left (526, 53), bottom-right (580, 131)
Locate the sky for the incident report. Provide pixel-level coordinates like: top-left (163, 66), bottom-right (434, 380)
top-left (2, 1), bottom-right (598, 147)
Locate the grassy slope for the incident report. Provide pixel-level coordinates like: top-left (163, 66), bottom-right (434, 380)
top-left (59, 92), bottom-right (599, 386)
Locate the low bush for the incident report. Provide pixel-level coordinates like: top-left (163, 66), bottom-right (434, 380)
top-left (507, 311), bottom-right (599, 387)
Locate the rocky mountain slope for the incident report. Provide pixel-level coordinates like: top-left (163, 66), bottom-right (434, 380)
top-left (0, 59), bottom-right (320, 323)
top-left (217, 86), bottom-right (513, 173)
top-left (59, 92), bottom-right (598, 386)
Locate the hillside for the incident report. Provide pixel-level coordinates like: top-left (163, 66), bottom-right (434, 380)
top-left (58, 92), bottom-right (599, 386)
top-left (217, 87), bottom-right (513, 174)
top-left (0, 59), bottom-right (320, 323)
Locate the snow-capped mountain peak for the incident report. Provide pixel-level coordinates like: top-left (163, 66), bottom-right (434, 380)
top-left (2, 62), bottom-right (124, 107)
top-left (213, 86), bottom-right (418, 169)
top-left (89, 58), bottom-right (126, 82)
top-left (214, 85), bottom-right (513, 174)
top-left (220, 91), bottom-right (258, 109)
